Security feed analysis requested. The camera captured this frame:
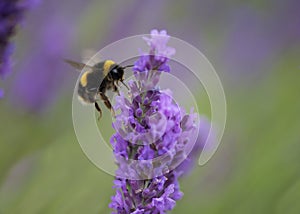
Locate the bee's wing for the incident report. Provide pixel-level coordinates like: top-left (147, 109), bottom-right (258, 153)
top-left (64, 59), bottom-right (95, 71)
top-left (81, 49), bottom-right (102, 66)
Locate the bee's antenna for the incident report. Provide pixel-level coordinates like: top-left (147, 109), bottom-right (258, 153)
top-left (122, 64), bottom-right (134, 69)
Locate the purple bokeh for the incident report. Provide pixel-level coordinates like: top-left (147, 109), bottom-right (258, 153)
top-left (10, 0), bottom-right (91, 112)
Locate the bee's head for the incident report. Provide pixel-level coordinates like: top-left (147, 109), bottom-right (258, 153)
top-left (111, 65), bottom-right (124, 80)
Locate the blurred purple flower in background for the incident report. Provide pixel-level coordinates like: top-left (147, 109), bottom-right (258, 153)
top-left (176, 116), bottom-right (211, 177)
top-left (12, 17), bottom-right (75, 111)
top-left (0, 0), bottom-right (37, 97)
top-left (220, 0), bottom-right (300, 76)
top-left (109, 30), bottom-right (208, 213)
top-left (222, 7), bottom-right (277, 74)
top-left (10, 0), bottom-right (91, 111)
top-left (105, 1), bottom-right (169, 43)
top-left (271, 0), bottom-right (300, 48)
top-left (0, 88), bottom-right (3, 98)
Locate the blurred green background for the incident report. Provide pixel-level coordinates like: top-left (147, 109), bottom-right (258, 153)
top-left (1, 0), bottom-right (300, 213)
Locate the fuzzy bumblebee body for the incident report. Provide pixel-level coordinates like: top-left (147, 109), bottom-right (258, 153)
top-left (65, 59), bottom-right (131, 118)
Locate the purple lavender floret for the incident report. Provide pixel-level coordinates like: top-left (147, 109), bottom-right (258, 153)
top-left (109, 30), bottom-right (203, 213)
top-left (133, 29), bottom-right (175, 73)
top-left (0, 0), bottom-right (37, 96)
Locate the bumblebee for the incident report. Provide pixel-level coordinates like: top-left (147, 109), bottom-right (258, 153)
top-left (65, 59), bottom-right (133, 118)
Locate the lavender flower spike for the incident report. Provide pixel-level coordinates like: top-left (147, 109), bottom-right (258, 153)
top-left (109, 30), bottom-right (200, 213)
top-left (0, 0), bottom-right (37, 96)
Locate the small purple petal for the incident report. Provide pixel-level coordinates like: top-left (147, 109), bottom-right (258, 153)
top-left (134, 30), bottom-right (175, 75)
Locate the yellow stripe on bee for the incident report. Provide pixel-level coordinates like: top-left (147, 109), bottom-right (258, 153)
top-left (103, 60), bottom-right (115, 76)
top-left (80, 71), bottom-right (90, 87)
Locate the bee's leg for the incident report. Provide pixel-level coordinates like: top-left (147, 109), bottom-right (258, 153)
top-left (99, 92), bottom-right (115, 118)
top-left (113, 84), bottom-right (120, 96)
top-left (94, 102), bottom-right (102, 120)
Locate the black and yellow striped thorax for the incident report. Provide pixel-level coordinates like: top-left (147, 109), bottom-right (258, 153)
top-left (78, 60), bottom-right (117, 103)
